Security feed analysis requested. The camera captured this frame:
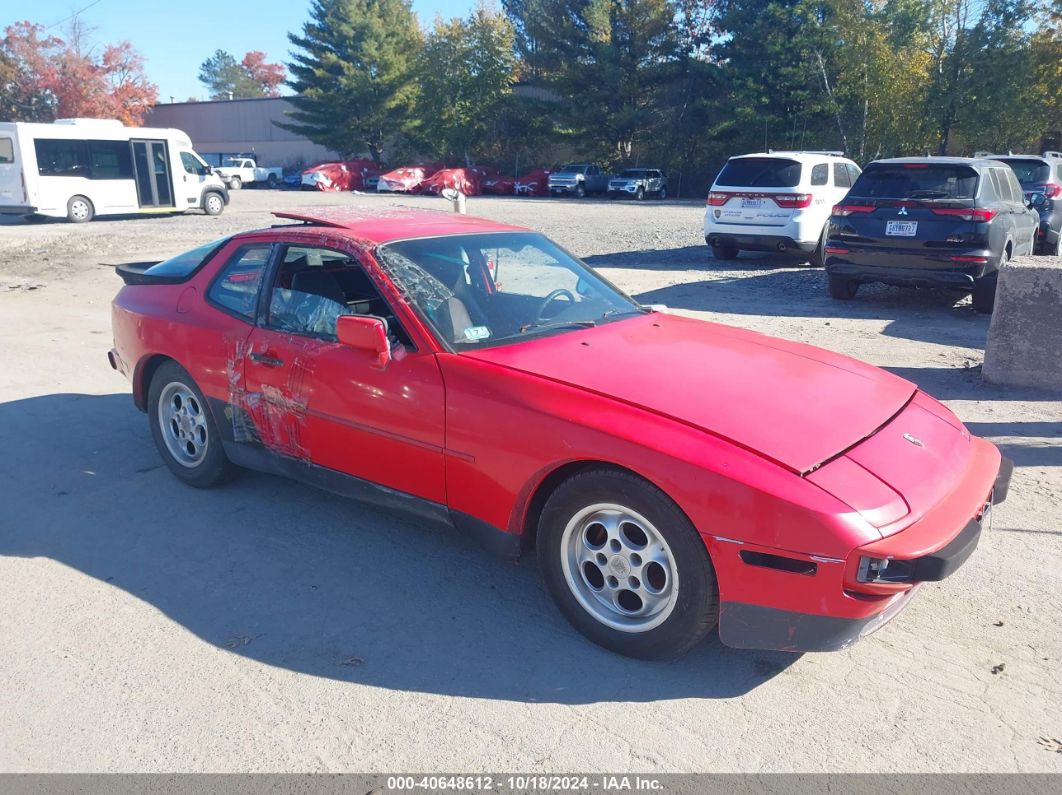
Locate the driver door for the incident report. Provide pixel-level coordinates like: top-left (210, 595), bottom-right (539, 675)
top-left (243, 241), bottom-right (447, 504)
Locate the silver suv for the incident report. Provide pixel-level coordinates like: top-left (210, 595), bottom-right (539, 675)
top-left (608, 169), bottom-right (668, 200)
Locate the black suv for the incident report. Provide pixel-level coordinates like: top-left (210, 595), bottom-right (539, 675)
top-left (990, 152), bottom-right (1062, 256)
top-left (824, 157), bottom-right (1040, 313)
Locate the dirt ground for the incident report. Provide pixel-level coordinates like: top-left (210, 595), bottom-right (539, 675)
top-left (1, 189), bottom-right (1060, 773)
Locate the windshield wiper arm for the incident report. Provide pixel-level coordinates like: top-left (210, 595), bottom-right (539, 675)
top-left (520, 319), bottom-right (597, 333)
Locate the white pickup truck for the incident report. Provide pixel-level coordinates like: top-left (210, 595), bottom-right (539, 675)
top-left (213, 157), bottom-right (283, 190)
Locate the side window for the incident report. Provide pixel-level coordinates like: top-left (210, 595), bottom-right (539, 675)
top-left (87, 140), bottom-right (133, 180)
top-left (833, 163), bottom-right (852, 188)
top-left (982, 171), bottom-right (999, 202)
top-left (35, 139), bottom-right (89, 177)
top-left (0, 137), bottom-right (13, 164)
top-left (847, 163), bottom-right (862, 184)
top-left (207, 245), bottom-right (272, 320)
top-left (180, 152), bottom-right (207, 176)
top-left (810, 163), bottom-right (829, 186)
top-left (267, 245), bottom-right (410, 345)
top-left (1004, 170), bottom-right (1024, 202)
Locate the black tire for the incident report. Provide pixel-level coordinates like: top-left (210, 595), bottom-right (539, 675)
top-left (67, 195), bottom-right (94, 223)
top-left (635, 186), bottom-right (645, 201)
top-left (972, 271), bottom-right (998, 314)
top-left (711, 241), bottom-right (739, 260)
top-left (203, 191), bottom-right (225, 216)
top-left (575, 183), bottom-right (586, 199)
top-left (267, 173), bottom-right (279, 189)
top-left (229, 176), bottom-right (242, 190)
top-left (148, 361), bottom-right (238, 488)
top-left (827, 273), bottom-right (859, 299)
top-left (808, 225), bottom-right (829, 268)
top-left (658, 186), bottom-right (668, 200)
top-left (537, 469), bottom-right (719, 660)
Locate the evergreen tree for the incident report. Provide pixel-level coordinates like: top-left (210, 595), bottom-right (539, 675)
top-left (283, 0), bottom-right (422, 163)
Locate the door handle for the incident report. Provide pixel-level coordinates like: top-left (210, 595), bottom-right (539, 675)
top-left (250, 352), bottom-right (284, 367)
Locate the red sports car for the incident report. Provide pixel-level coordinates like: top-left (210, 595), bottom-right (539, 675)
top-left (109, 208), bottom-right (1012, 659)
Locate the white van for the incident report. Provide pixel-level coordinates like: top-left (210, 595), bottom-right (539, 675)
top-left (704, 150), bottom-right (861, 265)
top-left (0, 118), bottom-right (229, 223)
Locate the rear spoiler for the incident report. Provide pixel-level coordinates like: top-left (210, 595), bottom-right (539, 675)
top-left (114, 261), bottom-right (169, 285)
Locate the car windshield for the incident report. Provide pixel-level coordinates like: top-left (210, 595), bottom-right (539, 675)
top-left (850, 164), bottom-right (979, 200)
top-left (142, 237), bottom-right (231, 278)
top-left (375, 232), bottom-right (645, 350)
top-left (994, 158), bottom-right (1050, 186)
top-left (716, 158), bottom-right (801, 188)
top-left (560, 164), bottom-right (587, 172)
top-left (620, 170), bottom-right (650, 178)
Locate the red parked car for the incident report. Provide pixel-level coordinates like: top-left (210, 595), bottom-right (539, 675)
top-left (109, 208), bottom-right (1011, 659)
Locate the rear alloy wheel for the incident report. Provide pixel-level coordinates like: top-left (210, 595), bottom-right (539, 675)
top-left (537, 469), bottom-right (719, 660)
top-left (267, 174), bottom-right (279, 189)
top-left (658, 186), bottom-right (668, 200)
top-left (972, 271), bottom-right (998, 314)
top-left (828, 273), bottom-right (860, 300)
top-left (67, 195), bottom-right (94, 223)
top-left (203, 192), bottom-right (225, 216)
top-left (711, 241), bottom-right (739, 260)
top-left (228, 176), bottom-right (242, 190)
top-left (635, 186), bottom-right (646, 201)
top-left (148, 361), bottom-right (238, 488)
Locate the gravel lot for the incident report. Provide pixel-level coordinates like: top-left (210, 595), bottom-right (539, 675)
top-left (1, 189), bottom-right (1060, 773)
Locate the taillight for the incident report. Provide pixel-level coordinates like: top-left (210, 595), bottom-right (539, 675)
top-left (1034, 183), bottom-right (1061, 198)
top-left (773, 193), bottom-right (812, 208)
top-left (824, 246), bottom-right (849, 254)
top-left (707, 191), bottom-right (730, 206)
top-left (931, 207), bottom-right (997, 223)
top-left (832, 204), bottom-right (875, 217)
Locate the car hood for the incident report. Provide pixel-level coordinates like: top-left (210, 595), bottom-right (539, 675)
top-left (465, 313), bottom-right (916, 474)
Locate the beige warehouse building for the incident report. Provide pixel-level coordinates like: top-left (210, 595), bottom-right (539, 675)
top-left (145, 97), bottom-right (339, 169)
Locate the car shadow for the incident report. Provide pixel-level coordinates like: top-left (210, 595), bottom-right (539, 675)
top-left (0, 392), bottom-right (798, 704)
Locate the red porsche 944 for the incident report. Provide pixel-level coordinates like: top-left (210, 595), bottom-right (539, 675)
top-left (109, 208), bottom-right (1011, 659)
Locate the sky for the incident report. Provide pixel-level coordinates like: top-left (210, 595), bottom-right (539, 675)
top-left (2, 0), bottom-right (473, 103)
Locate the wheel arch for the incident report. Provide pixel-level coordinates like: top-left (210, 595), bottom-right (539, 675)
top-left (132, 353), bottom-right (178, 412)
top-left (517, 459), bottom-right (694, 554)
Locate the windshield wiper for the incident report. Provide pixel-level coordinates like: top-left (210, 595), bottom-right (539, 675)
top-left (600, 307), bottom-right (648, 321)
top-left (520, 319), bottom-right (597, 333)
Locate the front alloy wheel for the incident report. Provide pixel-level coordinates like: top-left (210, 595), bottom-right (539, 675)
top-left (538, 469), bottom-right (719, 659)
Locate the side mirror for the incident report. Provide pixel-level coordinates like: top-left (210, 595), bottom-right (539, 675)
top-left (336, 315), bottom-right (391, 368)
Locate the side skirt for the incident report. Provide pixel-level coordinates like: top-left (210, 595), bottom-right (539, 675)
top-left (221, 440), bottom-right (523, 559)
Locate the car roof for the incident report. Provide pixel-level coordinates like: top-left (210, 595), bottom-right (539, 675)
top-left (731, 151), bottom-right (850, 162)
top-left (868, 156), bottom-right (999, 168)
top-left (268, 207), bottom-right (528, 245)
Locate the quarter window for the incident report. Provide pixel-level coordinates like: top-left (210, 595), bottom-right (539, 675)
top-left (810, 163), bottom-right (829, 186)
top-left (833, 163), bottom-right (852, 188)
top-left (0, 138), bottom-right (13, 164)
top-left (207, 245), bottom-right (272, 321)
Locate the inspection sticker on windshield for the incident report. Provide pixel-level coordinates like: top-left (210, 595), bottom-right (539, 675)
top-left (464, 326), bottom-right (490, 341)
top-left (886, 220), bottom-right (918, 236)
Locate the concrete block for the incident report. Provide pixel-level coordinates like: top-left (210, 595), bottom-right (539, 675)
top-left (983, 255), bottom-right (1062, 390)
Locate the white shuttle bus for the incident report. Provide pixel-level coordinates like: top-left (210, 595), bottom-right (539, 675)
top-left (0, 118), bottom-right (229, 223)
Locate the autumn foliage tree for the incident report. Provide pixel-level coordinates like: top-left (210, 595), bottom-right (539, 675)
top-left (0, 21), bottom-right (157, 124)
top-left (198, 50), bottom-right (286, 99)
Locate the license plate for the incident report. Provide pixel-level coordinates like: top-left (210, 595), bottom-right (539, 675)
top-left (886, 220), bottom-right (918, 236)
top-left (741, 198), bottom-right (762, 208)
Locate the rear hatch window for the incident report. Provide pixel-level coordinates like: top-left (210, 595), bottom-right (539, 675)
top-left (850, 163), bottom-right (979, 200)
top-left (993, 158), bottom-right (1050, 187)
top-left (715, 158), bottom-right (801, 188)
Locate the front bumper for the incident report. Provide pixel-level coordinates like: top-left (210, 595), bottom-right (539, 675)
top-left (716, 452), bottom-right (1013, 652)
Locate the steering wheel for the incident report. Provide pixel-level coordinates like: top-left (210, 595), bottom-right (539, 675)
top-left (534, 288), bottom-right (576, 322)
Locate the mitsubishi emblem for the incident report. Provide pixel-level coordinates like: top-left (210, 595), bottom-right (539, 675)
top-left (898, 206), bottom-right (908, 216)
top-left (903, 433), bottom-right (924, 447)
